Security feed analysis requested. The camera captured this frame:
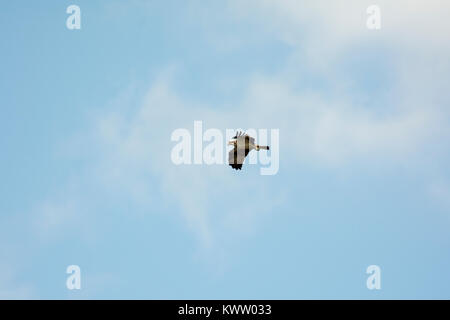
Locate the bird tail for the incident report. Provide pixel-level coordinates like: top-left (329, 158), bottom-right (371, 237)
top-left (258, 145), bottom-right (269, 150)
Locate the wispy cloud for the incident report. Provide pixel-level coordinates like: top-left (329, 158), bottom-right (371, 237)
top-left (90, 75), bottom-right (285, 247)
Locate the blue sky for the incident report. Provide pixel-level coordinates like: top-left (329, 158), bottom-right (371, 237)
top-left (1, 0), bottom-right (450, 299)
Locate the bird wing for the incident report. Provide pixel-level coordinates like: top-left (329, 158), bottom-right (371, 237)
top-left (228, 146), bottom-right (250, 170)
top-left (246, 135), bottom-right (255, 145)
top-left (233, 132), bottom-right (255, 145)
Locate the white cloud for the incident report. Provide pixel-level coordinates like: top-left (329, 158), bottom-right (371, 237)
top-left (239, 75), bottom-right (445, 167)
top-left (222, 0), bottom-right (450, 165)
top-left (91, 77), bottom-right (284, 248)
top-left (31, 0), bottom-right (450, 250)
top-left (85, 58), bottom-right (446, 247)
top-left (229, 0), bottom-right (450, 48)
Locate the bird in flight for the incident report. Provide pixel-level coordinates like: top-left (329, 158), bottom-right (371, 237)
top-left (228, 131), bottom-right (270, 170)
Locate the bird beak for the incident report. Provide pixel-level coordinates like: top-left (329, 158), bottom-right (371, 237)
top-left (227, 140), bottom-right (234, 146)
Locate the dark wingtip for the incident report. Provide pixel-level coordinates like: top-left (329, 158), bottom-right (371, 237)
top-left (229, 163), bottom-right (243, 170)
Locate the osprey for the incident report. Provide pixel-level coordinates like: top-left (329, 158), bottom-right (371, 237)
top-left (228, 131), bottom-right (270, 170)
